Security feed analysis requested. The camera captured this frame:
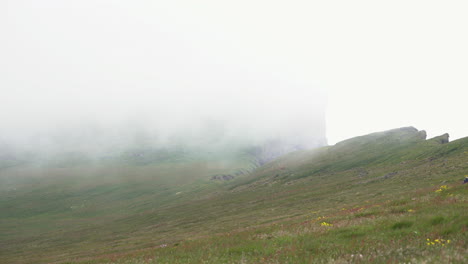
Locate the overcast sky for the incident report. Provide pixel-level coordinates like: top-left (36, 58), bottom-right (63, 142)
top-left (1, 0), bottom-right (467, 146)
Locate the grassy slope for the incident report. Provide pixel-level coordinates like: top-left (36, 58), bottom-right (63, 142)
top-left (1, 127), bottom-right (467, 263)
top-left (0, 150), bottom-right (255, 263)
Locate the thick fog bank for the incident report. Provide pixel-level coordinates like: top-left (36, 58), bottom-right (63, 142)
top-left (0, 98), bottom-right (327, 159)
top-left (1, 0), bottom-right (328, 163)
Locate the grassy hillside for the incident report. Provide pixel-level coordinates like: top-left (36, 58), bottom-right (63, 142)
top-left (1, 127), bottom-right (467, 263)
top-left (0, 148), bottom-right (256, 263)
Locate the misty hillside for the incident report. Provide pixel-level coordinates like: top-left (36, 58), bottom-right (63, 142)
top-left (0, 119), bottom-right (326, 171)
top-left (3, 1), bottom-right (468, 263)
top-left (1, 127), bottom-right (466, 263)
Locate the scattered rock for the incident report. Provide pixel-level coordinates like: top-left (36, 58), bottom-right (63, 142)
top-left (382, 172), bottom-right (397, 179)
top-left (357, 169), bottom-right (369, 178)
top-left (210, 174), bottom-right (234, 181)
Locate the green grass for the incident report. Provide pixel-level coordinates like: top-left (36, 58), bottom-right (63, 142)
top-left (99, 183), bottom-right (466, 264)
top-left (0, 127), bottom-right (467, 263)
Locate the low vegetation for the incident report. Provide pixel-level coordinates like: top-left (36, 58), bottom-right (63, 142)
top-left (1, 127), bottom-right (467, 263)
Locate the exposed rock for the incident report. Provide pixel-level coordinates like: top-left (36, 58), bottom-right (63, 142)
top-left (418, 130), bottom-right (427, 140)
top-left (210, 174), bottom-right (234, 181)
top-left (355, 168), bottom-right (369, 178)
top-left (382, 172), bottom-right (397, 179)
top-left (430, 133), bottom-right (450, 144)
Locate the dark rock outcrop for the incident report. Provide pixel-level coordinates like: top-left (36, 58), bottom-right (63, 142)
top-left (430, 133), bottom-right (450, 144)
top-left (210, 174), bottom-right (234, 181)
top-left (418, 130), bottom-right (427, 140)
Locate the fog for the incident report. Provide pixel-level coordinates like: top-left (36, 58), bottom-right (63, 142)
top-left (1, 0), bottom-right (327, 156)
top-left (2, 0), bottom-right (468, 156)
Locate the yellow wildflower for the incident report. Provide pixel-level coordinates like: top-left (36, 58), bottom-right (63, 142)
top-left (435, 185), bottom-right (449, 193)
top-left (320, 222), bottom-right (333, 227)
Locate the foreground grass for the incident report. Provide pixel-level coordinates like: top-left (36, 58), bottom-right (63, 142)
top-left (72, 183), bottom-right (467, 264)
